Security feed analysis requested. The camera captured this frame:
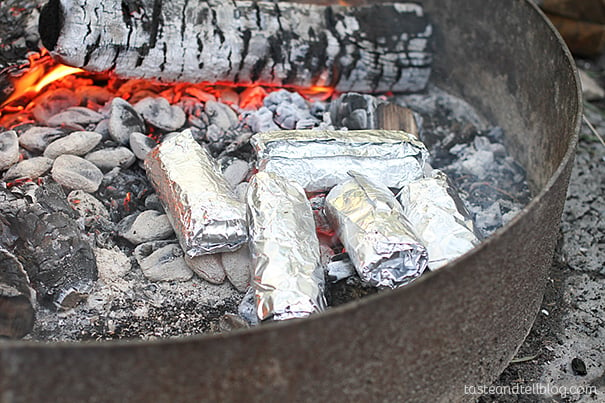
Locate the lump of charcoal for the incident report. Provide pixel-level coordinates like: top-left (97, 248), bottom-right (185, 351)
top-left (31, 88), bottom-right (80, 124)
top-left (8, 182), bottom-right (98, 309)
top-left (51, 154), bottom-right (104, 192)
top-left (0, 130), bottom-right (20, 171)
top-left (67, 190), bottom-right (110, 221)
top-left (43, 130), bottom-right (103, 159)
top-left (222, 159), bottom-right (249, 189)
top-left (129, 132), bottom-right (157, 160)
top-left (134, 241), bottom-right (193, 282)
top-left (46, 106), bottom-right (104, 127)
top-left (118, 210), bottom-right (174, 245)
top-left (75, 86), bottom-right (114, 106)
top-left (85, 147), bottom-right (136, 171)
top-left (109, 98), bottom-right (145, 145)
top-left (204, 101), bottom-right (239, 131)
top-left (0, 248), bottom-right (35, 339)
top-left (134, 97), bottom-right (186, 131)
top-left (244, 107), bottom-right (280, 133)
top-left (221, 246), bottom-right (252, 292)
top-left (184, 253), bottom-right (226, 284)
top-left (329, 93), bottom-right (381, 130)
top-left (18, 127), bottom-right (64, 153)
top-left (3, 156), bottom-right (53, 181)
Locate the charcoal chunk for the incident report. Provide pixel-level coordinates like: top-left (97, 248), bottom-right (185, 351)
top-left (0, 248), bottom-right (35, 339)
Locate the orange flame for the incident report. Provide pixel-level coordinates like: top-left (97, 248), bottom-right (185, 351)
top-left (1, 53), bottom-right (83, 108)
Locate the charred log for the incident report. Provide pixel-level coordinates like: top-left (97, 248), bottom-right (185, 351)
top-left (0, 248), bottom-right (35, 339)
top-left (0, 182), bottom-right (97, 310)
top-left (39, 0), bottom-right (432, 93)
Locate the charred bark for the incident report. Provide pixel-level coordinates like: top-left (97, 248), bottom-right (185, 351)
top-left (0, 182), bottom-right (97, 310)
top-left (39, 0), bottom-right (432, 93)
top-left (0, 248), bottom-right (35, 339)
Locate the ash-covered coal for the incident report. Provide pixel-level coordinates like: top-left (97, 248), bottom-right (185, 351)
top-left (0, 67), bottom-right (530, 340)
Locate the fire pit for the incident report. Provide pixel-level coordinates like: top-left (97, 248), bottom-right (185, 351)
top-left (0, 0), bottom-right (580, 401)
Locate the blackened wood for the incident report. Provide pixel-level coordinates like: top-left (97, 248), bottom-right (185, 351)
top-left (0, 183), bottom-right (98, 310)
top-left (39, 0), bottom-right (432, 93)
top-left (0, 248), bottom-right (35, 339)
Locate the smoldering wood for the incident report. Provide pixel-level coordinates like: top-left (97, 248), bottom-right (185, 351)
top-left (0, 248), bottom-right (35, 339)
top-left (0, 182), bottom-right (98, 310)
top-left (39, 0), bottom-right (432, 93)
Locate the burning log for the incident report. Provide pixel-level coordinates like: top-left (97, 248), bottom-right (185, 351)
top-left (39, 0), bottom-right (432, 93)
top-left (0, 182), bottom-right (98, 310)
top-left (0, 248), bottom-right (35, 339)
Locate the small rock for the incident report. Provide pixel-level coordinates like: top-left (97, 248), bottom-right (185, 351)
top-left (31, 88), bottom-right (80, 124)
top-left (205, 101), bottom-right (239, 130)
top-left (579, 69), bottom-right (605, 101)
top-left (3, 156), bottom-right (53, 181)
top-left (51, 154), bottom-right (104, 192)
top-left (43, 131), bottom-right (103, 159)
top-left (94, 246), bottom-right (131, 282)
top-left (109, 97), bottom-right (145, 145)
top-left (129, 132), bottom-right (157, 160)
top-left (134, 241), bottom-right (193, 282)
top-left (134, 97), bottom-right (186, 131)
top-left (85, 147), bottom-right (136, 171)
top-left (184, 253), bottom-right (226, 284)
top-left (46, 107), bottom-right (104, 127)
top-left (67, 190), bottom-right (110, 220)
top-left (223, 159), bottom-right (249, 189)
top-left (19, 127), bottom-right (64, 153)
top-left (221, 246), bottom-right (252, 292)
top-left (0, 131), bottom-right (20, 171)
top-left (571, 357), bottom-right (587, 376)
top-left (118, 210), bottom-right (174, 245)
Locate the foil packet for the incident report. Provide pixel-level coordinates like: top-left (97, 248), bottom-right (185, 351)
top-left (251, 130), bottom-right (428, 192)
top-left (398, 170), bottom-right (482, 270)
top-left (145, 130), bottom-right (248, 256)
top-left (325, 172), bottom-right (428, 288)
top-left (247, 171), bottom-right (326, 321)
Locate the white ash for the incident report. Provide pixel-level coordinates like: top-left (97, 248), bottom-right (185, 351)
top-left (1, 78), bottom-right (530, 340)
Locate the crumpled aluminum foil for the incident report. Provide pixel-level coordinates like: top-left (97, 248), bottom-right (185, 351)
top-left (325, 172), bottom-right (428, 288)
top-left (145, 129), bottom-right (248, 256)
top-left (398, 170), bottom-right (482, 270)
top-left (247, 171), bottom-right (326, 321)
top-left (252, 130), bottom-right (428, 192)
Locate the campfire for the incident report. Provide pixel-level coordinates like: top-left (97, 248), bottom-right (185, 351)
top-left (0, 1), bottom-right (530, 341)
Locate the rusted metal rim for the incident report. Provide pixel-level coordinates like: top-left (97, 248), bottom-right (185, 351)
top-left (0, 0), bottom-right (582, 402)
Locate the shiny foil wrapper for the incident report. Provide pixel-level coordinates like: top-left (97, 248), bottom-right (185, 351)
top-left (325, 172), bottom-right (428, 288)
top-left (247, 171), bottom-right (326, 321)
top-left (252, 130), bottom-right (428, 192)
top-left (398, 170), bottom-right (481, 270)
top-left (145, 130), bottom-right (248, 256)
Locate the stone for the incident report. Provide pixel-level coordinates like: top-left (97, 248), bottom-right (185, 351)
top-left (221, 246), bottom-right (252, 292)
top-left (51, 154), bottom-right (104, 192)
top-left (109, 97), bottom-right (146, 145)
top-left (3, 156), bottom-right (53, 181)
top-left (85, 147), bottom-right (136, 171)
top-left (118, 210), bottom-right (174, 245)
top-left (43, 130), bottom-right (103, 159)
top-left (134, 241), bottom-right (193, 282)
top-left (94, 246), bottom-right (132, 282)
top-left (223, 159), bottom-right (249, 189)
top-left (134, 97), bottom-right (186, 131)
top-left (0, 130), bottom-right (20, 171)
top-left (46, 106), bottom-right (104, 127)
top-left (205, 100), bottom-right (239, 130)
top-left (129, 131), bottom-right (157, 160)
top-left (18, 127), bottom-right (64, 153)
top-left (184, 253), bottom-right (226, 284)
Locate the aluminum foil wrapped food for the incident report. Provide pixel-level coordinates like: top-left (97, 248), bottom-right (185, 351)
top-left (325, 172), bottom-right (428, 288)
top-left (145, 129), bottom-right (247, 256)
top-left (251, 130), bottom-right (428, 192)
top-left (398, 170), bottom-right (482, 270)
top-left (247, 171), bottom-right (326, 321)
